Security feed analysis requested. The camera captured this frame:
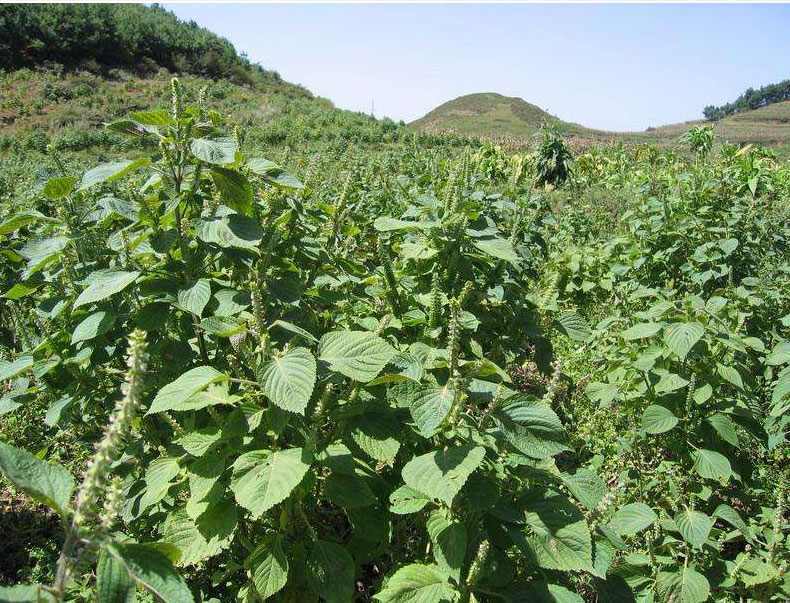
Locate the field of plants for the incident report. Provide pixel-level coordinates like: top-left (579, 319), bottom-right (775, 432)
top-left (0, 75), bottom-right (788, 603)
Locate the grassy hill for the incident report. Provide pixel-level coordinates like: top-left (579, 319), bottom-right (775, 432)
top-left (410, 92), bottom-right (592, 139)
top-left (649, 100), bottom-right (790, 151)
top-left (411, 92), bottom-right (790, 154)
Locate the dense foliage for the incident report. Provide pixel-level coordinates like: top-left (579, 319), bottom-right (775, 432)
top-left (0, 79), bottom-right (788, 603)
top-left (0, 4), bottom-right (273, 85)
top-left (703, 79), bottom-right (790, 121)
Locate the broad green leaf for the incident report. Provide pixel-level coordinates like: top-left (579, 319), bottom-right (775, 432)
top-left (561, 468), bottom-right (606, 511)
top-left (556, 312), bottom-right (591, 342)
top-left (692, 448), bottom-right (732, 481)
top-left (178, 279), bottom-right (211, 317)
top-left (266, 170), bottom-right (304, 190)
top-left (190, 137), bottom-right (237, 165)
top-left (96, 547), bottom-right (136, 603)
top-left (74, 270), bottom-right (140, 308)
top-left (621, 322), bottom-right (662, 340)
top-left (607, 502), bottom-right (657, 535)
top-left (718, 238), bottom-right (738, 255)
top-left (400, 240), bottom-right (438, 261)
top-left (740, 558), bottom-right (779, 587)
top-left (106, 542), bottom-right (194, 603)
top-left (473, 237), bottom-right (520, 266)
top-left (654, 372), bottom-right (689, 395)
top-left (693, 383), bottom-right (713, 404)
top-left (516, 490), bottom-right (593, 572)
top-left (0, 210), bottom-right (56, 236)
top-left (211, 167), bottom-right (253, 215)
top-left (162, 506), bottom-right (236, 566)
top-left (0, 584), bottom-right (55, 602)
top-left (80, 158), bottom-right (149, 190)
top-left (402, 383), bottom-right (454, 437)
top-left (20, 236), bottom-right (68, 278)
top-left (0, 441), bottom-right (74, 514)
top-left (247, 158), bottom-right (304, 189)
top-left (139, 456), bottom-right (180, 512)
top-left (197, 214), bottom-right (263, 250)
top-left (146, 366), bottom-right (228, 415)
top-left (43, 176), bottom-right (77, 200)
top-left (231, 448), bottom-right (311, 518)
top-left (373, 564), bottom-right (456, 603)
top-left (717, 364), bottom-right (744, 390)
top-left (676, 509), bottom-right (714, 548)
top-left (402, 445), bottom-right (485, 505)
top-left (373, 216), bottom-right (439, 232)
top-left (426, 510), bottom-right (467, 582)
top-left (186, 455), bottom-right (224, 519)
top-left (259, 347), bottom-right (316, 414)
top-left (175, 426), bottom-right (222, 457)
top-left (247, 534), bottom-right (288, 599)
top-left (0, 398), bottom-right (22, 416)
top-left (129, 109), bottom-right (173, 127)
top-left (89, 196), bottom-right (139, 223)
top-left (492, 396), bottom-right (569, 459)
top-left (766, 341), bottom-right (790, 366)
top-left (591, 538), bottom-right (616, 580)
top-left (706, 413), bottom-right (739, 446)
top-left (713, 504), bottom-right (752, 542)
top-left (200, 316), bottom-right (245, 337)
top-left (389, 485), bottom-right (430, 515)
top-left (45, 395), bottom-right (74, 427)
top-left (0, 355), bottom-right (34, 381)
top-left (181, 383), bottom-right (239, 412)
top-left (306, 540), bottom-right (355, 603)
top-left (246, 157), bottom-right (281, 175)
top-left (655, 567), bottom-right (710, 603)
top-left (107, 118), bottom-right (158, 136)
top-left (641, 404), bottom-right (679, 434)
top-left (350, 413), bottom-right (401, 464)
top-left (71, 310), bottom-right (116, 344)
top-left (213, 288), bottom-right (250, 317)
top-left (318, 330), bottom-right (397, 382)
top-left (270, 319), bottom-right (318, 343)
top-left (663, 322), bottom-right (705, 360)
top-left (3, 282), bottom-right (41, 300)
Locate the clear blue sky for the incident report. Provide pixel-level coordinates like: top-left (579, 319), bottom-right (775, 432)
top-left (163, 3), bottom-right (790, 131)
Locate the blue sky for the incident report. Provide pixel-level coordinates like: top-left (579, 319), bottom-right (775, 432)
top-left (163, 3), bottom-right (790, 131)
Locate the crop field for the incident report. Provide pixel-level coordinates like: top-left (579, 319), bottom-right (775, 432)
top-left (0, 76), bottom-right (787, 603)
top-left (0, 5), bottom-right (789, 603)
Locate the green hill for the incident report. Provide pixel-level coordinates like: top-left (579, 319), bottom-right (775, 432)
top-left (649, 100), bottom-right (790, 150)
top-left (411, 92), bottom-right (790, 153)
top-left (409, 92), bottom-right (588, 139)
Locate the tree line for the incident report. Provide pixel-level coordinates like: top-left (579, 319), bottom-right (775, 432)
top-left (703, 78), bottom-right (790, 121)
top-left (0, 3), bottom-right (272, 86)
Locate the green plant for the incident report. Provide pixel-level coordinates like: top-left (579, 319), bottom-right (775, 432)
top-left (535, 125), bottom-right (573, 187)
top-left (684, 125), bottom-right (714, 158)
top-left (0, 75), bottom-right (787, 603)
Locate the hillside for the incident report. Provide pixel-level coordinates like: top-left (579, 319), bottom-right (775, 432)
top-left (650, 100), bottom-right (790, 149)
top-left (411, 92), bottom-right (790, 153)
top-left (410, 92), bottom-right (593, 139)
top-left (0, 4), bottom-right (271, 85)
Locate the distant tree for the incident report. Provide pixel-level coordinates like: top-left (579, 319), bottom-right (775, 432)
top-left (703, 79), bottom-right (790, 121)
